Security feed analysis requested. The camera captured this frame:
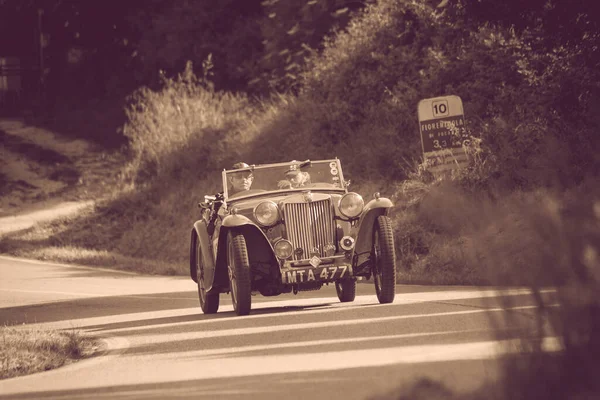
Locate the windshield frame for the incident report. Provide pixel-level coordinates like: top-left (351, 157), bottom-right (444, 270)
top-left (222, 159), bottom-right (347, 201)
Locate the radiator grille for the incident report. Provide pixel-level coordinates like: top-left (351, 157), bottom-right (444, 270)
top-left (284, 199), bottom-right (334, 260)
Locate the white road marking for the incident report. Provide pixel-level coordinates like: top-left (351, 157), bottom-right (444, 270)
top-left (163, 337), bottom-right (562, 380)
top-left (0, 335), bottom-right (561, 395)
top-left (0, 288), bottom-right (194, 301)
top-left (178, 329), bottom-right (481, 358)
top-left (0, 255), bottom-right (139, 275)
top-left (114, 305), bottom-right (542, 348)
top-left (20, 289), bottom-right (549, 333)
top-left (0, 288), bottom-right (101, 297)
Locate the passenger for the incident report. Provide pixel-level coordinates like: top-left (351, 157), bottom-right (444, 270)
top-left (278, 165), bottom-right (310, 189)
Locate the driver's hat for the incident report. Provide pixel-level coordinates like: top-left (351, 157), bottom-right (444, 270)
top-left (231, 162), bottom-right (253, 179)
top-left (232, 162), bottom-right (250, 170)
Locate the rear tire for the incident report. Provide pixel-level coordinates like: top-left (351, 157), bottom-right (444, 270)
top-left (227, 231), bottom-right (252, 316)
top-left (372, 215), bottom-right (396, 304)
top-left (196, 240), bottom-right (219, 314)
top-left (335, 279), bottom-right (356, 302)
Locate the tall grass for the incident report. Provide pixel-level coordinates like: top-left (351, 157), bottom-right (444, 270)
top-left (376, 165), bottom-right (599, 399)
top-left (1, 327), bottom-right (98, 380)
top-left (393, 168), bottom-right (600, 398)
top-left (469, 180), bottom-right (600, 400)
top-left (122, 61), bottom-right (258, 187)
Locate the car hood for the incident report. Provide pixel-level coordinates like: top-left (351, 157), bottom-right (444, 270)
top-left (228, 191), bottom-right (344, 214)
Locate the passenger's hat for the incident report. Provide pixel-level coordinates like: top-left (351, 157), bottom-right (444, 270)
top-left (285, 163), bottom-right (301, 177)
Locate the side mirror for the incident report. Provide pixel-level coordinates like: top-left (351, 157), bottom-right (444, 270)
top-left (199, 194), bottom-right (217, 209)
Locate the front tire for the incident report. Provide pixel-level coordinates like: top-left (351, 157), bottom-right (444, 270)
top-left (196, 241), bottom-right (219, 314)
top-left (372, 215), bottom-right (396, 304)
top-left (335, 279), bottom-right (356, 302)
top-left (227, 231), bottom-right (252, 316)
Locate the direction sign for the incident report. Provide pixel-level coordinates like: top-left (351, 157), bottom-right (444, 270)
top-left (418, 95), bottom-right (468, 173)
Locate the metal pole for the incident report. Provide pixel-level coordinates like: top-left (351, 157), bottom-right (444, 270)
top-left (38, 8), bottom-right (44, 86)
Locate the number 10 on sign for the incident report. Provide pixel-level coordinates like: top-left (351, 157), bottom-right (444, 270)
top-left (432, 100), bottom-right (449, 117)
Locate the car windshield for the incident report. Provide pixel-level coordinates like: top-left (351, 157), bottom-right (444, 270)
top-left (223, 160), bottom-right (346, 200)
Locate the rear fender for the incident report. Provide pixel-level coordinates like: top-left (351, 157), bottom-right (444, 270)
top-left (352, 198), bottom-right (393, 270)
top-left (190, 220), bottom-right (216, 285)
top-left (213, 215), bottom-right (278, 291)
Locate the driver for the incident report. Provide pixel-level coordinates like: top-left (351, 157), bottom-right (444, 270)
top-left (228, 162), bottom-right (254, 196)
top-left (207, 162), bottom-right (253, 235)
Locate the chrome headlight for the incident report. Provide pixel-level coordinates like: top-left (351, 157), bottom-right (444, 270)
top-left (339, 192), bottom-right (364, 218)
top-left (254, 201), bottom-right (280, 226)
top-left (274, 239), bottom-right (293, 259)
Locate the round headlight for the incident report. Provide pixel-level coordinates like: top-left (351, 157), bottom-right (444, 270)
top-left (254, 201), bottom-right (280, 226)
top-left (339, 192), bottom-right (364, 218)
top-left (274, 239), bottom-right (293, 259)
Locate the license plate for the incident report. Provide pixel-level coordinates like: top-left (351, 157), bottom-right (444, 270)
top-left (282, 265), bottom-right (348, 284)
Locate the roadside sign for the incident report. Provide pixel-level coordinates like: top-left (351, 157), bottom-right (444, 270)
top-left (418, 95), bottom-right (468, 173)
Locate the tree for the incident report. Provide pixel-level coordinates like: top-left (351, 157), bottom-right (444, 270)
top-left (127, 0), bottom-right (263, 92)
top-left (255, 0), bottom-right (373, 93)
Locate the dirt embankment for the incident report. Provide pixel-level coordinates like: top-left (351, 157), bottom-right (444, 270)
top-left (0, 119), bottom-right (126, 219)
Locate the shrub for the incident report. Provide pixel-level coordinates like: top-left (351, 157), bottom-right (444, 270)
top-left (122, 61), bottom-right (256, 186)
top-left (468, 178), bottom-right (600, 400)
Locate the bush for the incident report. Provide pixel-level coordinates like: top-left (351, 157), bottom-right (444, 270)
top-left (469, 178), bottom-right (600, 400)
top-left (122, 61), bottom-right (256, 186)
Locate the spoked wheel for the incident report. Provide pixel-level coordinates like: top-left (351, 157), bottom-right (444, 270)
top-left (196, 241), bottom-right (219, 314)
top-left (227, 231), bottom-right (252, 316)
top-left (335, 279), bottom-right (356, 302)
top-left (372, 215), bottom-right (396, 304)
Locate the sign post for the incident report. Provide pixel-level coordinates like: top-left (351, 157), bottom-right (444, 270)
top-left (418, 95), bottom-right (468, 174)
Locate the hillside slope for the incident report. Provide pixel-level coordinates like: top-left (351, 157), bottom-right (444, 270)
top-left (0, 119), bottom-right (125, 219)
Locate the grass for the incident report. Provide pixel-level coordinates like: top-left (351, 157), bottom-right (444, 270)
top-left (1, 326), bottom-right (100, 380)
top-left (0, 207), bottom-right (186, 276)
top-left (1, 245), bottom-right (184, 276)
top-left (0, 186), bottom-right (192, 276)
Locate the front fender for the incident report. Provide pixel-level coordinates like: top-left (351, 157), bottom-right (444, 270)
top-left (221, 214), bottom-right (254, 228)
top-left (213, 216), bottom-right (277, 291)
top-left (190, 220), bottom-right (215, 285)
top-left (351, 197), bottom-right (394, 270)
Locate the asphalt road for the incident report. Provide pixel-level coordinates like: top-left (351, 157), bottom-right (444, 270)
top-left (0, 256), bottom-right (551, 400)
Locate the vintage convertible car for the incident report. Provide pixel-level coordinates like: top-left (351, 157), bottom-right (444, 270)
top-left (190, 159), bottom-right (396, 316)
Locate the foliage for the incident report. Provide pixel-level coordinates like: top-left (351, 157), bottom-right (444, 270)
top-left (122, 61), bottom-right (256, 186)
top-left (127, 0), bottom-right (264, 91)
top-left (384, 175), bottom-right (600, 397)
top-left (254, 0), bottom-right (373, 93)
top-left (293, 0), bottom-right (599, 188)
top-left (469, 179), bottom-right (600, 400)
